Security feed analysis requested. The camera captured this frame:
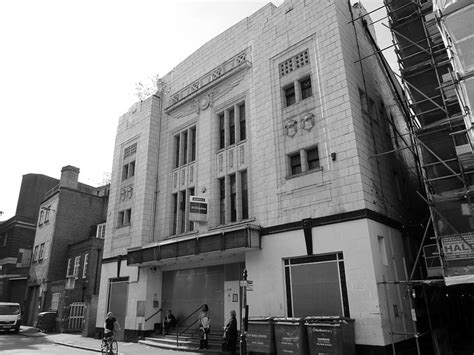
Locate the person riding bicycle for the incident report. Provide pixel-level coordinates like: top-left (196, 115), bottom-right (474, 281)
top-left (104, 312), bottom-right (120, 339)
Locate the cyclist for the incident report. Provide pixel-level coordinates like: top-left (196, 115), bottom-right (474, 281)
top-left (104, 312), bottom-right (120, 340)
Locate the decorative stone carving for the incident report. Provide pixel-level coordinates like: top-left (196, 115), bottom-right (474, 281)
top-left (301, 112), bottom-right (315, 131)
top-left (198, 95), bottom-right (211, 111)
top-left (285, 120), bottom-right (298, 137)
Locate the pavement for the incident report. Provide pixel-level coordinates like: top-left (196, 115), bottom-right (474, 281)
top-left (19, 326), bottom-right (200, 354)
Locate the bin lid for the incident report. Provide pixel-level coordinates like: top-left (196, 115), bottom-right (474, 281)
top-left (248, 316), bottom-right (273, 322)
top-left (38, 312), bottom-right (57, 316)
top-left (273, 317), bottom-right (304, 323)
top-left (304, 316), bottom-right (354, 323)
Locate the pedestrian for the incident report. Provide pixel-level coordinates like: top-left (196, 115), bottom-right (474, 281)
top-left (198, 304), bottom-right (210, 349)
top-left (223, 310), bottom-right (238, 355)
top-left (162, 309), bottom-right (177, 335)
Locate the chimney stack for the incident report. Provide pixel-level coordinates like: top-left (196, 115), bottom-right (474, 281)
top-left (60, 165), bottom-right (80, 189)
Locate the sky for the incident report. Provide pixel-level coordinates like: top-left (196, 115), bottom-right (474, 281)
top-left (0, 0), bottom-right (393, 221)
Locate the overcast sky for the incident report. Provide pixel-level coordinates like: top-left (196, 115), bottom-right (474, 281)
top-left (0, 0), bottom-right (392, 221)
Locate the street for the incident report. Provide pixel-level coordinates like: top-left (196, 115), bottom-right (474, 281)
top-left (0, 331), bottom-right (94, 354)
top-left (0, 327), bottom-right (201, 355)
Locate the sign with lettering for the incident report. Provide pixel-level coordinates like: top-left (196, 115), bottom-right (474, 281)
top-left (189, 196), bottom-right (208, 222)
top-left (441, 234), bottom-right (474, 260)
top-left (246, 319), bottom-right (275, 353)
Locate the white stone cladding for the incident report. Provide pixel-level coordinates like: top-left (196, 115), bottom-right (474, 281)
top-left (98, 0), bottom-right (422, 349)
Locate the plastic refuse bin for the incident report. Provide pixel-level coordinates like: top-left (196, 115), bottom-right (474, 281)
top-left (273, 317), bottom-right (309, 355)
top-left (37, 312), bottom-right (57, 333)
top-left (246, 317), bottom-right (276, 354)
top-left (305, 316), bottom-right (355, 355)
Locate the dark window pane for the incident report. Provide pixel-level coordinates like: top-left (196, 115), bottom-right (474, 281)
top-left (290, 153), bottom-right (301, 175)
top-left (191, 127), bottom-right (196, 161)
top-left (229, 109), bottom-right (235, 146)
top-left (300, 77), bottom-right (312, 99)
top-left (239, 103), bottom-right (246, 141)
top-left (175, 135), bottom-right (180, 168)
top-left (172, 194), bottom-right (177, 235)
top-left (307, 147), bottom-right (319, 170)
top-left (183, 131), bottom-right (188, 164)
top-left (179, 191), bottom-right (186, 233)
top-left (219, 178), bottom-right (225, 225)
top-left (230, 174), bottom-right (236, 222)
top-left (241, 170), bottom-right (248, 220)
top-left (290, 262), bottom-right (342, 317)
top-left (129, 161), bottom-right (135, 177)
top-left (219, 114), bottom-right (225, 149)
top-left (285, 85), bottom-right (296, 107)
top-left (122, 165), bottom-right (128, 181)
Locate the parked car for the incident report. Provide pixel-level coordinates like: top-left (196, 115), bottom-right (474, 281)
top-left (0, 302), bottom-right (21, 333)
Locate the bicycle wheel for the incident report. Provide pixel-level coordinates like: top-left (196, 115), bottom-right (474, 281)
top-left (111, 339), bottom-right (118, 355)
top-left (100, 339), bottom-right (108, 354)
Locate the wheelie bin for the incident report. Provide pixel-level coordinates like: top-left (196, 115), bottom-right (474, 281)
top-left (305, 316), bottom-right (355, 354)
top-left (273, 317), bottom-right (309, 355)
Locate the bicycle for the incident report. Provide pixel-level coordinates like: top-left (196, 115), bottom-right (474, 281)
top-left (101, 330), bottom-right (118, 355)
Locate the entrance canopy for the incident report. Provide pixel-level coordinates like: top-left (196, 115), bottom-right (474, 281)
top-left (127, 223), bottom-right (260, 267)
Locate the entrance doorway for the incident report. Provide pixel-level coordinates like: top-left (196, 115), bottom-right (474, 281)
top-left (107, 278), bottom-right (128, 341)
top-left (224, 281), bottom-right (240, 330)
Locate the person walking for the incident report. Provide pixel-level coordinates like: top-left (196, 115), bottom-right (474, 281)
top-left (223, 310), bottom-right (238, 355)
top-left (198, 304), bottom-right (210, 349)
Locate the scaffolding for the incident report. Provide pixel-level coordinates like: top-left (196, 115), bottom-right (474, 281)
top-left (384, 0), bottom-right (474, 286)
top-left (352, 0), bottom-right (474, 352)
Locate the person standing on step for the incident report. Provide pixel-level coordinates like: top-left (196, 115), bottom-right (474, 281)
top-left (198, 304), bottom-right (210, 349)
top-left (223, 310), bottom-right (238, 355)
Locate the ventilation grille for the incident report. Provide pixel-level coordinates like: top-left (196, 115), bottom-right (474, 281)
top-left (279, 50), bottom-right (310, 77)
top-left (124, 143), bottom-right (137, 159)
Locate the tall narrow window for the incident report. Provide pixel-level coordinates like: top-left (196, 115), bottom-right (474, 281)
top-left (38, 243), bottom-right (45, 260)
top-left (189, 187), bottom-right (195, 231)
top-left (73, 256), bottom-right (81, 277)
top-left (239, 103), bottom-right (246, 141)
top-left (230, 174), bottom-right (237, 222)
top-left (179, 190), bottom-right (186, 233)
top-left (219, 178), bottom-right (225, 225)
top-left (191, 127), bottom-right (197, 162)
top-left (174, 135), bottom-right (181, 168)
top-left (219, 114), bottom-right (225, 149)
top-left (241, 170), bottom-right (248, 220)
top-left (300, 77), bottom-right (312, 100)
top-left (172, 193), bottom-right (178, 235)
top-left (229, 109), bottom-right (235, 146)
top-left (285, 85), bottom-right (296, 107)
top-left (83, 253), bottom-right (89, 278)
top-left (66, 258), bottom-right (72, 277)
top-left (33, 246), bottom-right (39, 261)
top-left (183, 130), bottom-right (188, 164)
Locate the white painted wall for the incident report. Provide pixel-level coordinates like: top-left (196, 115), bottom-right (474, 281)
top-left (246, 218), bottom-right (411, 347)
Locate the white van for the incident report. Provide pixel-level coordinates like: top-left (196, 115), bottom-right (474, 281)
top-left (0, 302), bottom-right (21, 333)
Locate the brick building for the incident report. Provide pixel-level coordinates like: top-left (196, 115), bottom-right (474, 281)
top-left (26, 166), bottom-right (109, 329)
top-left (0, 174), bottom-right (58, 312)
top-left (96, 0), bottom-right (426, 352)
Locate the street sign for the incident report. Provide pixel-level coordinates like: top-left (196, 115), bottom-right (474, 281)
top-left (240, 280), bottom-right (253, 290)
top-left (189, 196), bottom-right (208, 222)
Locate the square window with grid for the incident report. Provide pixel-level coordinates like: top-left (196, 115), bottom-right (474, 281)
top-left (279, 50), bottom-right (310, 77)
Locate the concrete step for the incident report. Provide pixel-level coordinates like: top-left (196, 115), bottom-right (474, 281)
top-left (140, 333), bottom-right (237, 354)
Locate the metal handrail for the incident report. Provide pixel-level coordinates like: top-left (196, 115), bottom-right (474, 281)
top-left (145, 308), bottom-right (162, 323)
top-left (176, 304), bottom-right (205, 347)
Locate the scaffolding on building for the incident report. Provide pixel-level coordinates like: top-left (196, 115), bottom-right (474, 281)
top-left (352, 0), bottom-right (474, 353)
